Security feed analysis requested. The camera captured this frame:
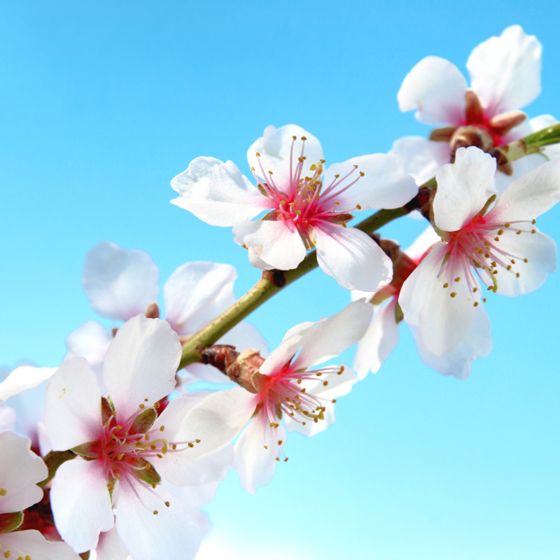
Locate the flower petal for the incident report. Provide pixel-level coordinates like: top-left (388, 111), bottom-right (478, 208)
top-left (50, 457), bottom-right (114, 553)
top-left (171, 157), bottom-right (264, 226)
top-left (492, 158), bottom-right (560, 222)
top-left (103, 316), bottom-right (180, 419)
top-left (238, 220), bottom-right (307, 271)
top-left (0, 432), bottom-right (47, 513)
top-left (0, 366), bottom-right (56, 403)
top-left (397, 56), bottom-right (467, 125)
top-left (164, 262), bottom-right (237, 336)
top-left (434, 147), bottom-right (497, 232)
top-left (83, 242), bottom-right (159, 321)
top-left (247, 124), bottom-right (323, 190)
top-left (44, 358), bottom-right (102, 451)
top-left (391, 136), bottom-right (451, 185)
top-left (354, 300), bottom-right (400, 378)
top-left (323, 153), bottom-right (417, 211)
top-left (95, 528), bottom-right (129, 560)
top-left (115, 479), bottom-right (203, 560)
top-left (0, 530), bottom-right (80, 560)
top-left (65, 321), bottom-right (112, 368)
top-left (314, 225), bottom-right (393, 291)
top-left (0, 405), bottom-right (15, 432)
top-left (467, 25), bottom-right (542, 115)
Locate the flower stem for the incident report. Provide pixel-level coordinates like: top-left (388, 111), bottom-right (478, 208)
top-left (178, 125), bottom-right (560, 369)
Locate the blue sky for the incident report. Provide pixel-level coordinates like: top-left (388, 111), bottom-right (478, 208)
top-left (1, 1), bottom-right (560, 558)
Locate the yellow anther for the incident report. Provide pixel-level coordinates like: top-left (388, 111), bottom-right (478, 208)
top-left (450, 292), bottom-right (457, 298)
top-left (0, 488), bottom-right (7, 496)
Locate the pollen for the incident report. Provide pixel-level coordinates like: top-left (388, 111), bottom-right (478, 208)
top-left (0, 488), bottom-right (6, 496)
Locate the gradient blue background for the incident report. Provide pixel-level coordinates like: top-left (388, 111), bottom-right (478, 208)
top-left (1, 2), bottom-right (559, 558)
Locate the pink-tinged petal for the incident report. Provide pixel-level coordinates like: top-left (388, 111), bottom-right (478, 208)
top-left (467, 25), bottom-right (541, 115)
top-left (413, 307), bottom-right (492, 379)
top-left (239, 220), bottom-right (307, 271)
top-left (65, 321), bottom-right (111, 367)
top-left (399, 243), bottom-right (478, 357)
top-left (492, 159), bottom-right (560, 222)
top-left (0, 530), bottom-right (80, 560)
top-left (95, 528), bottom-right (129, 560)
top-left (405, 226), bottom-right (440, 260)
top-left (0, 432), bottom-right (47, 513)
top-left (314, 225), bottom-right (393, 291)
top-left (434, 147), bottom-right (497, 232)
top-left (247, 124), bottom-right (324, 190)
top-left (164, 262), bottom-right (237, 336)
top-left (234, 420), bottom-right (285, 493)
top-left (391, 136), bottom-right (451, 185)
top-left (295, 300), bottom-right (373, 369)
top-left (354, 300), bottom-right (400, 378)
top-left (171, 157), bottom-right (264, 226)
top-left (50, 457), bottom-right (114, 553)
top-left (152, 389), bottom-right (254, 486)
top-left (491, 228), bottom-right (556, 296)
top-left (397, 56), bottom-right (467, 125)
top-left (44, 358), bottom-right (101, 451)
top-left (115, 479), bottom-right (202, 560)
top-left (0, 404), bottom-right (15, 432)
top-left (83, 242), bottom-right (159, 322)
top-left (0, 366), bottom-right (56, 403)
top-left (102, 316), bottom-right (180, 419)
top-left (324, 153), bottom-right (417, 211)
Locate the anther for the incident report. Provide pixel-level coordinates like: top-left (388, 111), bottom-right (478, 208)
top-left (450, 292), bottom-right (457, 298)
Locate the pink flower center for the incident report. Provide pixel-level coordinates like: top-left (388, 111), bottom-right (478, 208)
top-left (252, 136), bottom-right (363, 244)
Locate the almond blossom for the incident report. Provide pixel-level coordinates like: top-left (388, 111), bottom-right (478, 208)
top-left (44, 315), bottom-right (249, 559)
top-left (399, 147), bottom-right (560, 375)
top-left (211, 301), bottom-right (372, 493)
top-left (395, 25), bottom-right (554, 186)
top-left (0, 431), bottom-right (78, 559)
top-left (66, 242), bottom-right (265, 383)
top-left (171, 124), bottom-right (417, 291)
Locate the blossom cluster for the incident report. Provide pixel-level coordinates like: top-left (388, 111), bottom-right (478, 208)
top-left (1, 25), bottom-right (559, 559)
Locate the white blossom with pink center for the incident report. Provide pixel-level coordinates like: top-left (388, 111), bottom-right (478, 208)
top-left (399, 147), bottom-right (560, 376)
top-left (0, 431), bottom-right (79, 559)
top-left (171, 124), bottom-right (417, 291)
top-left (44, 315), bottom-right (250, 559)
top-left (395, 25), bottom-right (555, 188)
top-left (66, 242), bottom-right (266, 383)
top-left (213, 300), bottom-right (372, 493)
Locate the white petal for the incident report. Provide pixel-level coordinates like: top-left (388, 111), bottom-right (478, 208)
top-left (399, 243), bottom-right (478, 357)
top-left (51, 457), bottom-right (114, 553)
top-left (164, 262), bottom-right (237, 335)
top-left (0, 432), bottom-right (47, 513)
top-left (493, 158), bottom-right (560, 222)
top-left (492, 228), bottom-right (556, 296)
top-left (171, 157), bottom-right (265, 226)
top-left (323, 153), bottom-right (418, 210)
top-left (95, 528), bottom-right (129, 560)
top-left (232, 220), bottom-right (274, 269)
top-left (404, 226), bottom-right (440, 260)
top-left (391, 136), bottom-right (451, 185)
top-left (234, 420), bottom-right (284, 493)
top-left (0, 366), bottom-right (56, 403)
top-left (467, 25), bottom-right (542, 114)
top-left (238, 220), bottom-right (307, 271)
top-left (83, 242), bottom-right (159, 321)
top-left (314, 225), bottom-right (393, 291)
top-left (354, 300), bottom-right (400, 378)
top-left (247, 124), bottom-right (324, 190)
top-left (220, 321), bottom-right (268, 355)
top-left (44, 358), bottom-right (101, 451)
top-left (0, 404), bottom-right (15, 432)
top-left (295, 300), bottom-right (373, 369)
top-left (434, 147), bottom-right (497, 232)
top-left (0, 530), bottom-right (80, 560)
top-left (103, 316), bottom-right (180, 419)
top-left (66, 321), bottom-right (112, 367)
top-left (397, 56), bottom-right (467, 125)
top-left (115, 479), bottom-right (202, 560)
top-left (494, 153), bottom-right (548, 194)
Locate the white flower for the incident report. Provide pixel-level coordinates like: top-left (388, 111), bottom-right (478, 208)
top-left (399, 147), bottom-right (560, 377)
top-left (66, 242), bottom-right (266, 383)
top-left (211, 301), bottom-right (372, 493)
top-left (44, 315), bottom-right (249, 559)
top-left (171, 124), bottom-right (417, 291)
top-left (0, 431), bottom-right (78, 559)
top-left (395, 26), bottom-right (553, 187)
